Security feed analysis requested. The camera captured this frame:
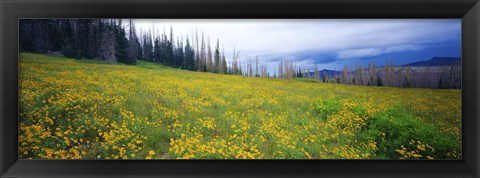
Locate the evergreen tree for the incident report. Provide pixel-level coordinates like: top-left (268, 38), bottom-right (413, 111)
top-left (221, 54), bottom-right (227, 74)
top-left (167, 26), bottom-right (175, 66)
top-left (175, 37), bottom-right (184, 69)
top-left (214, 39), bottom-right (221, 73)
top-left (75, 19), bottom-right (91, 58)
top-left (184, 36), bottom-right (195, 71)
top-left (377, 75), bottom-right (384, 86)
top-left (221, 45), bottom-right (228, 74)
top-left (142, 31), bottom-right (154, 61)
top-left (153, 37), bottom-right (161, 63)
top-left (19, 20), bottom-right (36, 52)
top-left (126, 19), bottom-right (139, 65)
top-left (114, 22), bottom-right (132, 64)
top-left (87, 20), bottom-right (101, 59)
top-left (60, 20), bottom-right (80, 59)
top-left (98, 21), bottom-right (116, 61)
top-left (297, 67), bottom-right (302, 78)
top-left (20, 19), bottom-right (59, 53)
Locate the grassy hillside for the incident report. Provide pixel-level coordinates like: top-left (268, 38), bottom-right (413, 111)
top-left (19, 53), bottom-right (461, 159)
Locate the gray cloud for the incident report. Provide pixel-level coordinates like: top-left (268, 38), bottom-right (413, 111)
top-left (132, 19), bottom-right (460, 72)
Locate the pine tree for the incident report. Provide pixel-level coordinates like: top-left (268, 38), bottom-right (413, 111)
top-left (175, 37), bottom-right (184, 69)
top-left (87, 20), bottom-right (101, 59)
top-left (184, 36), bottom-right (195, 71)
top-left (76, 19), bottom-right (92, 58)
top-left (98, 21), bottom-right (116, 62)
top-left (153, 37), bottom-right (161, 63)
top-left (114, 20), bottom-right (132, 64)
top-left (161, 32), bottom-right (168, 65)
top-left (142, 31), bottom-right (154, 61)
top-left (214, 39), bottom-right (221, 73)
top-left (126, 19), bottom-right (138, 65)
top-left (61, 19), bottom-right (81, 59)
top-left (297, 67), bottom-right (302, 78)
top-left (377, 75), bottom-right (384, 86)
top-left (221, 54), bottom-right (227, 74)
top-left (220, 44), bottom-right (227, 74)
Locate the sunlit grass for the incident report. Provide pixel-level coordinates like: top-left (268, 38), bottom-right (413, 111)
top-left (19, 53), bottom-right (461, 159)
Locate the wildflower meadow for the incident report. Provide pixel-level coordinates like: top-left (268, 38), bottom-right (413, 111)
top-left (19, 53), bottom-right (461, 159)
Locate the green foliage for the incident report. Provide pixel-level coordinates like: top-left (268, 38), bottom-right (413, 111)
top-left (115, 25), bottom-right (136, 65)
top-left (377, 75), bottom-right (384, 86)
top-left (314, 99), bottom-right (341, 120)
top-left (183, 37), bottom-right (195, 71)
top-left (175, 40), bottom-right (184, 68)
top-left (19, 53), bottom-right (462, 160)
top-left (293, 78), bottom-right (320, 83)
top-left (361, 106), bottom-right (460, 159)
top-left (214, 39), bottom-right (221, 73)
top-left (221, 55), bottom-right (227, 74)
top-left (21, 19), bottom-right (143, 65)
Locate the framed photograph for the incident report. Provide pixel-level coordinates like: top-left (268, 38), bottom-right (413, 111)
top-left (1, 0), bottom-right (479, 177)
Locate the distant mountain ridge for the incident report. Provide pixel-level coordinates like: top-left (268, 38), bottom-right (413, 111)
top-left (305, 57), bottom-right (461, 78)
top-left (403, 57), bottom-right (461, 67)
top-left (305, 69), bottom-right (341, 78)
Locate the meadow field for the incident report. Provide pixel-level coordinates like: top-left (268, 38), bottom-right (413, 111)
top-left (18, 53), bottom-right (461, 159)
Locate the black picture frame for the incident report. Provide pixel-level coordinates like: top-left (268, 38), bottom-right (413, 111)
top-left (1, 0), bottom-right (479, 177)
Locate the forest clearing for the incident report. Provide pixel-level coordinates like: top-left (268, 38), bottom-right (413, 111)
top-left (19, 53), bottom-right (461, 159)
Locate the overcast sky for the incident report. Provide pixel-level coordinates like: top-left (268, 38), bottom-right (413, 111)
top-left (132, 19), bottom-right (461, 73)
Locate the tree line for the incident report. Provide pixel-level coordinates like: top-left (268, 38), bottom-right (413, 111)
top-left (19, 19), bottom-right (297, 78)
top-left (273, 60), bottom-right (461, 89)
top-left (20, 19), bottom-right (460, 89)
top-left (20, 19), bottom-right (234, 75)
top-left (20, 19), bottom-right (139, 65)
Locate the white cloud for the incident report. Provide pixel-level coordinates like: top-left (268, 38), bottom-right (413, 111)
top-left (337, 44), bottom-right (430, 59)
top-left (131, 19), bottom-right (461, 72)
top-left (337, 48), bottom-right (384, 59)
top-left (385, 44), bottom-right (428, 53)
top-left (133, 19), bottom-right (460, 60)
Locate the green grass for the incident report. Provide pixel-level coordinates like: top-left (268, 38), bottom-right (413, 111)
top-left (18, 53), bottom-right (462, 159)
